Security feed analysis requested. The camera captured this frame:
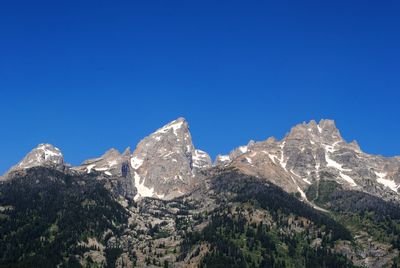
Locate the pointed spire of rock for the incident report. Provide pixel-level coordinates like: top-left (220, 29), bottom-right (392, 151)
top-left (317, 119), bottom-right (343, 143)
top-left (122, 147), bottom-right (131, 157)
top-left (130, 117), bottom-right (211, 200)
top-left (283, 119), bottom-right (343, 145)
top-left (153, 117), bottom-right (189, 136)
top-left (101, 148), bottom-right (121, 159)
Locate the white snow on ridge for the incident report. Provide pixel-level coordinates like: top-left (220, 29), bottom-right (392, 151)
top-left (34, 144), bottom-right (63, 164)
top-left (219, 155), bottom-right (230, 161)
top-left (193, 150), bottom-right (206, 160)
top-left (87, 164), bottom-right (96, 173)
top-left (94, 167), bottom-right (108, 171)
top-left (192, 150), bottom-right (210, 168)
top-left (239, 146), bottom-right (248, 154)
top-left (43, 150), bottom-right (61, 160)
top-left (375, 171), bottom-right (398, 192)
top-left (156, 120), bottom-right (184, 136)
top-left (217, 155), bottom-right (231, 163)
top-left (130, 156), bottom-right (144, 169)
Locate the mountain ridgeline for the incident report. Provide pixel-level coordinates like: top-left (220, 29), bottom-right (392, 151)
top-left (1, 118), bottom-right (400, 267)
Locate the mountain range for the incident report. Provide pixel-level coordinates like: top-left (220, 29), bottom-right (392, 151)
top-left (1, 118), bottom-right (400, 268)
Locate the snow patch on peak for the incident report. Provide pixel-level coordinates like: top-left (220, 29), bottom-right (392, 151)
top-left (130, 156), bottom-right (144, 169)
top-left (238, 146), bottom-right (248, 154)
top-left (192, 149), bottom-right (211, 168)
top-left (155, 118), bottom-right (186, 136)
top-left (37, 143), bottom-right (61, 153)
top-left (216, 155), bottom-right (231, 166)
top-left (13, 143), bottom-right (64, 171)
top-left (218, 155), bottom-right (230, 161)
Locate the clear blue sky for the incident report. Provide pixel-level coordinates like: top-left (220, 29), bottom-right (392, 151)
top-left (1, 1), bottom-right (400, 174)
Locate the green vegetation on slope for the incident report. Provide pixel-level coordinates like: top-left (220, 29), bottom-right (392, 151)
top-left (0, 167), bottom-right (128, 268)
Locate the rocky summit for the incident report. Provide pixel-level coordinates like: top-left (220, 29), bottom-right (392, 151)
top-left (214, 120), bottom-right (400, 204)
top-left (4, 143), bottom-right (65, 175)
top-left (2, 118), bottom-right (400, 268)
top-left (128, 117), bottom-right (211, 200)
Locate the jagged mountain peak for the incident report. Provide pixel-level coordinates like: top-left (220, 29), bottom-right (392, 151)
top-left (122, 146), bottom-right (131, 157)
top-left (318, 118), bottom-right (337, 128)
top-left (4, 118), bottom-right (399, 206)
top-left (1, 143), bottom-right (65, 178)
top-left (153, 117), bottom-right (188, 136)
top-left (135, 117), bottom-right (194, 155)
top-left (102, 148), bottom-right (121, 158)
top-left (129, 117), bottom-right (211, 200)
top-left (214, 119), bottom-right (400, 204)
top-left (80, 148), bottom-right (120, 166)
top-left (10, 143), bottom-right (64, 172)
top-left (283, 119), bottom-right (343, 145)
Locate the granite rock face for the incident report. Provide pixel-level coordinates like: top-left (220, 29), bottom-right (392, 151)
top-left (2, 118), bottom-right (212, 200)
top-left (73, 147), bottom-right (136, 200)
top-left (129, 117), bottom-right (211, 200)
top-left (2, 118), bottom-right (400, 268)
top-left (4, 118), bottom-right (400, 205)
top-left (5, 144), bottom-right (65, 176)
top-left (217, 119), bottom-right (400, 203)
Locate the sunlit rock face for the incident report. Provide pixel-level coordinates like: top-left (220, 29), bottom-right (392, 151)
top-left (217, 119), bottom-right (400, 203)
top-left (4, 144), bottom-right (65, 177)
top-left (129, 117), bottom-right (211, 200)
